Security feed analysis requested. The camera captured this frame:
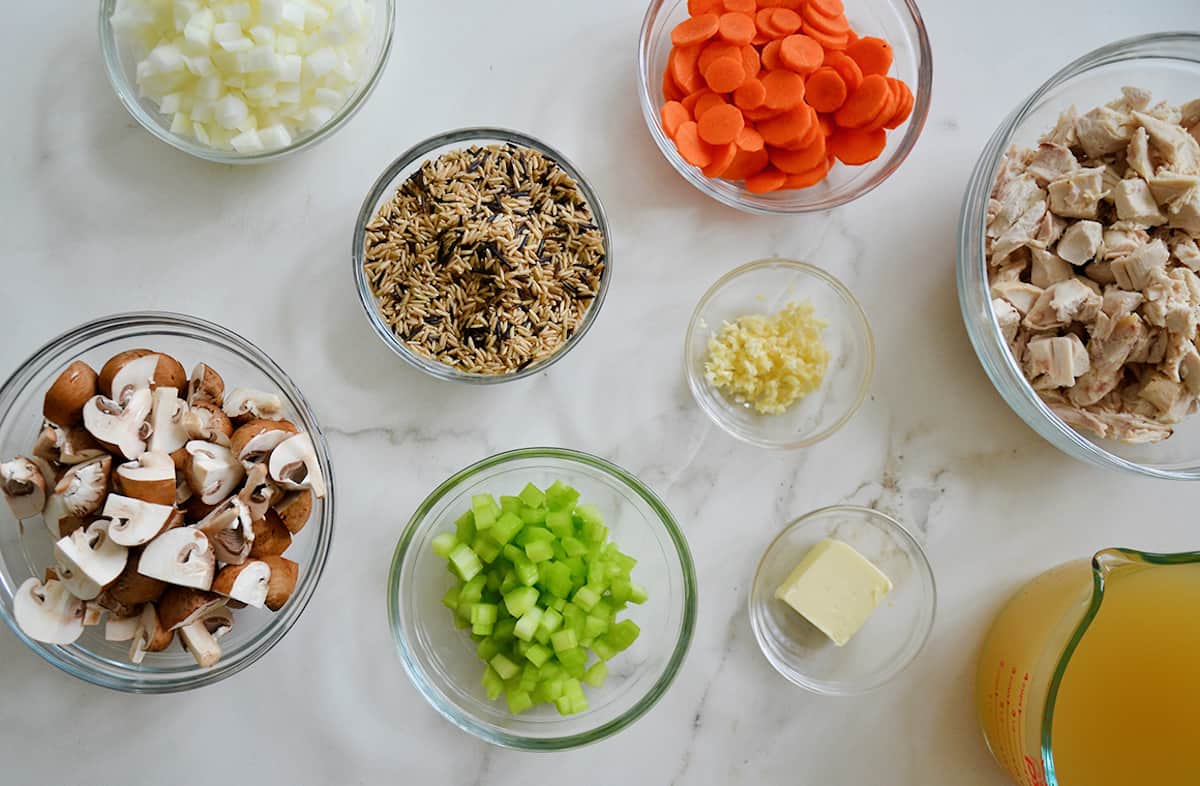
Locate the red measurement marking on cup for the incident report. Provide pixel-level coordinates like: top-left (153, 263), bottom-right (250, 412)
top-left (1024, 756), bottom-right (1048, 786)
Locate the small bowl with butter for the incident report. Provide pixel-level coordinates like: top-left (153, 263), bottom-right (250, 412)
top-left (750, 506), bottom-right (936, 695)
top-left (684, 259), bottom-right (874, 450)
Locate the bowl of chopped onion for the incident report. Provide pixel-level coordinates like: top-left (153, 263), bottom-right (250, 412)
top-left (99, 0), bottom-right (394, 163)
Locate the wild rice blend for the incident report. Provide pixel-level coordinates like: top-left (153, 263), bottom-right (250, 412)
top-left (363, 143), bottom-right (607, 375)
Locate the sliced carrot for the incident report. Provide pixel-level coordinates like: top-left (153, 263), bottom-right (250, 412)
top-left (758, 105), bottom-right (813, 145)
top-left (752, 28), bottom-right (773, 46)
top-left (699, 41), bottom-right (741, 74)
top-left (779, 35), bottom-right (824, 75)
top-left (761, 69), bottom-right (806, 110)
top-left (883, 79), bottom-right (914, 129)
top-left (698, 103), bottom-right (746, 145)
top-left (757, 0), bottom-right (803, 7)
top-left (833, 73), bottom-right (889, 127)
top-left (717, 13), bottom-right (756, 46)
top-left (670, 46), bottom-right (705, 94)
top-left (723, 0), bottom-right (756, 12)
top-left (742, 104), bottom-right (783, 122)
top-left (675, 121), bottom-right (715, 167)
top-left (694, 90), bottom-right (729, 119)
top-left (736, 125), bottom-right (765, 151)
top-left (741, 45), bottom-right (761, 79)
top-left (818, 112), bottom-right (835, 137)
top-left (745, 166), bottom-right (788, 193)
top-left (805, 67), bottom-right (847, 112)
top-left (769, 135), bottom-right (826, 173)
top-left (828, 126), bottom-right (887, 165)
top-left (801, 23), bottom-right (850, 51)
top-left (702, 141), bottom-right (739, 177)
top-left (761, 40), bottom-right (783, 71)
top-left (704, 56), bottom-right (747, 93)
top-left (722, 147), bottom-right (770, 181)
top-left (733, 77), bottom-right (767, 109)
top-left (800, 3), bottom-right (850, 35)
top-left (769, 8), bottom-right (803, 35)
top-left (672, 14), bottom-right (721, 47)
top-left (862, 79), bottom-right (900, 131)
top-left (755, 8), bottom-right (778, 36)
top-left (681, 89), bottom-right (710, 115)
top-left (772, 107), bottom-right (820, 149)
top-left (661, 101), bottom-right (691, 138)
top-left (823, 51), bottom-right (863, 92)
top-left (845, 36), bottom-right (893, 77)
top-left (688, 0), bottom-right (723, 14)
top-left (808, 0), bottom-right (845, 16)
top-left (782, 156), bottom-right (831, 188)
top-left (662, 68), bottom-right (685, 102)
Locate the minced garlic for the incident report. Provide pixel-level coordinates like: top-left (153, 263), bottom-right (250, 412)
top-left (704, 301), bottom-right (830, 415)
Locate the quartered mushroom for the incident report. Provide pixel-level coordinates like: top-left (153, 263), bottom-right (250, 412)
top-left (137, 527), bottom-right (216, 590)
top-left (102, 549), bottom-right (167, 611)
top-left (184, 440), bottom-right (245, 505)
top-left (212, 560), bottom-right (271, 608)
top-left (223, 388), bottom-right (285, 422)
top-left (14, 577), bottom-right (85, 645)
top-left (103, 494), bottom-right (176, 547)
top-left (268, 433), bottom-right (326, 499)
top-left (53, 519), bottom-right (128, 600)
top-left (34, 424), bottom-right (106, 466)
top-left (42, 456), bottom-right (112, 538)
top-left (42, 361), bottom-right (99, 428)
top-left (104, 613), bottom-right (141, 642)
top-left (249, 509), bottom-right (293, 558)
top-left (238, 462), bottom-right (278, 523)
top-left (83, 601), bottom-right (105, 627)
top-left (158, 588), bottom-right (230, 667)
top-left (146, 387), bottom-right (190, 458)
top-left (181, 399), bottom-right (233, 447)
top-left (115, 451), bottom-right (177, 506)
top-left (82, 389), bottom-right (153, 459)
top-left (179, 603), bottom-right (234, 668)
top-left (99, 350), bottom-right (187, 404)
top-left (187, 363), bottom-right (225, 406)
top-left (1, 457), bottom-right (48, 519)
top-left (261, 556), bottom-right (299, 611)
top-left (273, 490), bottom-right (312, 534)
top-left (230, 418), bottom-right (298, 470)
top-left (196, 497), bottom-right (255, 565)
top-left (129, 603), bottom-right (174, 664)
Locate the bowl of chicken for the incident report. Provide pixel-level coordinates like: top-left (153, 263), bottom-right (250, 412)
top-left (958, 33), bottom-right (1200, 479)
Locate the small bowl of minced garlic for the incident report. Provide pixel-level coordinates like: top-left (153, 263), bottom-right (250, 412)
top-left (684, 258), bottom-right (874, 449)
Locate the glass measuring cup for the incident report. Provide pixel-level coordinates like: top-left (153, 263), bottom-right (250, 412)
top-left (976, 549), bottom-right (1200, 785)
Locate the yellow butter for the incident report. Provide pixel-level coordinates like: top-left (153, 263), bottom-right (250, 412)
top-left (774, 538), bottom-right (893, 647)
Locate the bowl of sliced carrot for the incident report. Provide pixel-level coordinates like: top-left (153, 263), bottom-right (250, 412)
top-left (638, 0), bottom-right (931, 214)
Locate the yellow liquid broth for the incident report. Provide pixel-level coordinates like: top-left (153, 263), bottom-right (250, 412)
top-left (1050, 562), bottom-right (1200, 785)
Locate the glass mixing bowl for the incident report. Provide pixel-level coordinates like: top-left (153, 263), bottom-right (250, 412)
top-left (958, 33), bottom-right (1200, 479)
top-left (387, 448), bottom-right (696, 750)
top-left (99, 0), bottom-right (395, 164)
top-left (636, 0), bottom-right (932, 214)
top-left (0, 313), bottom-right (335, 692)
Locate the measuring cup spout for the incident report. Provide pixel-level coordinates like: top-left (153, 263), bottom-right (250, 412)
top-left (1091, 549), bottom-right (1145, 588)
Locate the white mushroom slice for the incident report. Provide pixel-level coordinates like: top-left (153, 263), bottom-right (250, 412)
top-left (1, 457), bottom-right (47, 519)
top-left (42, 361), bottom-right (99, 428)
top-left (1026, 335), bottom-right (1090, 390)
top-left (1110, 239), bottom-right (1170, 291)
top-left (108, 354), bottom-right (163, 406)
top-left (1056, 220), bottom-right (1104, 266)
top-left (105, 613), bottom-right (141, 642)
top-left (212, 560), bottom-right (271, 608)
top-left (158, 587), bottom-right (225, 630)
top-left (178, 606), bottom-right (233, 668)
top-left (54, 520), bottom-right (128, 601)
top-left (991, 298), bottom-right (1021, 345)
top-left (187, 363), bottom-right (225, 406)
top-left (230, 419), bottom-right (298, 469)
top-left (223, 389), bottom-right (285, 421)
top-left (1030, 248), bottom-right (1073, 288)
top-left (268, 433), bottom-right (326, 499)
top-left (13, 578), bottom-right (85, 645)
top-left (138, 527), bottom-right (215, 590)
top-left (82, 389), bottom-right (152, 459)
top-left (1112, 179), bottom-right (1167, 226)
top-left (196, 498), bottom-right (255, 565)
top-left (184, 441), bottom-right (245, 505)
top-left (103, 494), bottom-right (175, 547)
top-left (115, 451), bottom-right (176, 507)
top-left (1047, 167), bottom-right (1107, 219)
top-left (1024, 279), bottom-right (1102, 331)
top-left (146, 388), bottom-right (189, 455)
top-left (261, 556), bottom-right (299, 611)
top-left (1133, 110), bottom-right (1200, 174)
top-left (129, 603), bottom-right (173, 663)
top-left (238, 462), bottom-right (278, 522)
top-left (1075, 105), bottom-right (1134, 159)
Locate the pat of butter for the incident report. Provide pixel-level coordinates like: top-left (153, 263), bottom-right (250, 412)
top-left (774, 538), bottom-right (893, 647)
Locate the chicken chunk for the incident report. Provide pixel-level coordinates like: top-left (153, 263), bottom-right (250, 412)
top-left (1030, 248), bottom-right (1074, 287)
top-left (1024, 279), bottom-right (1102, 331)
top-left (1101, 286), bottom-right (1144, 321)
top-left (1167, 189), bottom-right (1200, 234)
top-left (992, 297), bottom-right (1021, 344)
top-left (1040, 105), bottom-right (1078, 148)
top-left (1146, 171), bottom-right (1200, 210)
top-left (1056, 220), bottom-right (1103, 265)
top-left (991, 280), bottom-right (1044, 315)
top-left (1025, 335), bottom-right (1090, 389)
top-left (1100, 223), bottom-right (1150, 261)
top-left (1110, 238), bottom-right (1169, 290)
top-left (1027, 143), bottom-right (1079, 186)
top-left (1112, 179), bottom-right (1167, 226)
top-left (1069, 313), bottom-right (1144, 406)
top-left (1134, 111), bottom-right (1200, 174)
top-left (1126, 126), bottom-right (1155, 180)
top-left (1075, 105), bottom-right (1135, 159)
top-left (1047, 167), bottom-right (1106, 219)
top-left (1171, 235), bottom-right (1200, 271)
top-left (991, 200), bottom-right (1048, 263)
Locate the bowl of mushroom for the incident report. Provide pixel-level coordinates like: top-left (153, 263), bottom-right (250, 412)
top-left (959, 33), bottom-right (1200, 479)
top-left (0, 312), bottom-right (333, 692)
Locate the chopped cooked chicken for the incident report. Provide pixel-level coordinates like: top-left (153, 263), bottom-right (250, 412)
top-left (1133, 111), bottom-right (1200, 174)
top-left (1182, 99), bottom-right (1200, 130)
top-left (1040, 105), bottom-right (1079, 148)
top-left (1024, 279), bottom-right (1102, 331)
top-left (1110, 238), bottom-right (1169, 290)
top-left (991, 201), bottom-right (1048, 263)
top-left (1100, 223), bottom-right (1150, 260)
top-left (1033, 210), bottom-right (1067, 248)
top-left (987, 172), bottom-right (1044, 240)
top-left (1084, 260), bottom-right (1117, 285)
top-left (992, 298), bottom-right (1021, 344)
top-left (1172, 235), bottom-right (1200, 271)
top-left (1030, 248), bottom-right (1073, 287)
top-left (991, 280), bottom-right (1044, 315)
top-left (1056, 220), bottom-right (1103, 265)
top-left (1076, 105), bottom-right (1135, 159)
top-left (1069, 314), bottom-right (1144, 406)
top-left (1047, 167), bottom-right (1106, 219)
top-left (1028, 143), bottom-right (1079, 186)
top-left (1025, 335), bottom-right (1090, 389)
top-left (1112, 179), bottom-right (1167, 226)
top-left (1146, 172), bottom-right (1200, 210)
top-left (1168, 189), bottom-right (1200, 234)
top-left (1126, 126), bottom-right (1154, 180)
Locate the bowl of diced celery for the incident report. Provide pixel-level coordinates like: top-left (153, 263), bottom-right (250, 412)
top-left (388, 448), bottom-right (697, 750)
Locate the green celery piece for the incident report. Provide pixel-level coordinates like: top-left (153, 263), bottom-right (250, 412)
top-left (481, 665), bottom-right (505, 700)
top-left (472, 536), bottom-right (502, 564)
top-left (493, 618), bottom-right (517, 643)
top-left (540, 562), bottom-right (573, 599)
top-left (554, 695), bottom-right (573, 715)
top-left (609, 619), bottom-right (641, 651)
top-left (609, 577), bottom-right (632, 604)
top-left (580, 637), bottom-right (594, 649)
top-left (571, 697), bottom-right (588, 714)
top-left (503, 586), bottom-right (539, 617)
top-left (499, 495), bottom-right (523, 515)
top-left (490, 653), bottom-right (520, 680)
top-left (453, 615), bottom-right (470, 630)
top-left (534, 627), bottom-right (551, 646)
top-left (539, 661), bottom-right (563, 680)
top-left (499, 570), bottom-right (519, 595)
top-left (448, 544), bottom-right (483, 582)
top-left (513, 555), bottom-right (539, 587)
top-left (472, 494), bottom-right (500, 529)
top-left (564, 677), bottom-right (586, 702)
top-left (550, 628), bottom-right (578, 653)
top-left (454, 510), bottom-right (477, 544)
top-left (560, 536), bottom-right (587, 557)
top-left (591, 637), bottom-right (617, 661)
top-left (431, 532), bottom-right (457, 558)
top-left (562, 556), bottom-right (586, 578)
top-left (441, 586), bottom-right (461, 611)
top-left (477, 637), bottom-right (502, 662)
top-left (557, 648), bottom-right (588, 678)
top-left (514, 639), bottom-right (531, 658)
top-left (525, 642), bottom-right (552, 668)
top-left (519, 505), bottom-right (547, 525)
top-left (518, 482), bottom-right (546, 508)
top-left (537, 607), bottom-right (564, 636)
top-left (501, 544), bottom-right (524, 564)
top-left (519, 663), bottom-right (539, 693)
top-left (491, 512), bottom-right (524, 545)
top-left (551, 541), bottom-right (568, 561)
top-left (629, 583), bottom-right (649, 604)
top-left (485, 569), bottom-right (503, 593)
top-left (472, 622), bottom-right (493, 636)
top-left (561, 602), bottom-right (583, 626)
top-left (470, 603), bottom-right (499, 626)
top-left (506, 690), bottom-right (534, 715)
top-left (584, 615), bottom-right (609, 640)
top-left (575, 504), bottom-right (604, 529)
top-left (581, 518), bottom-right (608, 546)
top-left (514, 607), bottom-right (544, 641)
top-left (460, 575), bottom-right (485, 604)
top-left (548, 596), bottom-right (566, 612)
top-left (544, 481), bottom-right (580, 512)
top-left (516, 526), bottom-right (554, 546)
top-left (541, 678), bottom-right (564, 701)
top-left (612, 550), bottom-right (638, 575)
top-left (586, 560), bottom-right (609, 590)
top-left (525, 540), bottom-right (554, 563)
top-left (544, 510), bottom-right (574, 538)
top-left (591, 599), bottom-right (614, 622)
top-left (572, 585), bottom-right (602, 612)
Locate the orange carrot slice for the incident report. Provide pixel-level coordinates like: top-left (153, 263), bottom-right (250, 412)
top-left (800, 3), bottom-right (850, 35)
top-left (808, 0), bottom-right (845, 16)
top-left (745, 166), bottom-right (788, 193)
top-left (661, 101), bottom-right (691, 138)
top-left (883, 79), bottom-right (914, 129)
top-left (742, 104), bottom-right (783, 122)
top-left (675, 121), bottom-right (715, 166)
top-left (705, 56), bottom-right (747, 93)
top-left (698, 103), bottom-right (746, 145)
top-left (762, 69), bottom-right (806, 110)
top-left (736, 125), bottom-right (765, 151)
top-left (699, 41), bottom-right (741, 74)
top-left (758, 105), bottom-right (813, 145)
top-left (833, 73), bottom-right (889, 127)
top-left (672, 14), bottom-right (720, 47)
top-left (702, 141), bottom-right (739, 177)
top-left (755, 8), bottom-right (778, 36)
top-left (782, 156), bottom-right (831, 188)
top-left (762, 40), bottom-right (783, 71)
top-left (818, 112), bottom-right (835, 137)
top-left (779, 35), bottom-right (824, 74)
top-left (768, 135), bottom-right (826, 173)
top-left (693, 90), bottom-right (729, 119)
top-left (688, 0), bottom-right (723, 13)
top-left (724, 0), bottom-right (756, 12)
top-left (718, 13), bottom-right (756, 46)
top-left (681, 89), bottom-right (711, 115)
top-left (828, 126), bottom-right (887, 164)
top-left (733, 77), bottom-right (767, 109)
top-left (845, 36), bottom-right (893, 77)
top-left (805, 67), bottom-right (847, 112)
top-left (741, 45), bottom-right (761, 79)
top-left (823, 51), bottom-right (862, 92)
top-left (862, 79), bottom-right (900, 131)
top-left (671, 46), bottom-right (705, 94)
top-left (801, 23), bottom-right (849, 51)
top-left (722, 147), bottom-right (770, 181)
top-left (773, 108), bottom-right (821, 149)
top-left (662, 68), bottom-right (685, 102)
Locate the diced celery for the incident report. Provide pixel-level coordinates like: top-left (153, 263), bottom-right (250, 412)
top-left (591, 637), bottom-right (617, 661)
top-left (482, 665), bottom-right (504, 700)
top-left (454, 510), bottom-right (476, 543)
top-left (485, 569), bottom-right (503, 593)
top-left (540, 562), bottom-right (573, 599)
top-left (502, 544), bottom-right (524, 563)
top-left (490, 653), bottom-right (520, 680)
top-left (472, 622), bottom-right (493, 636)
top-left (584, 615), bottom-right (609, 639)
top-left (493, 618), bottom-right (516, 643)
top-left (503, 586), bottom-right (539, 617)
top-left (448, 544), bottom-right (483, 582)
top-left (581, 518), bottom-right (608, 546)
top-left (573, 585), bottom-right (601, 612)
top-left (537, 607), bottom-right (563, 636)
top-left (609, 576), bottom-right (632, 604)
top-left (499, 570), bottom-right (519, 595)
top-left (506, 690), bottom-right (533, 715)
top-left (472, 494), bottom-right (501, 529)
top-left (525, 642), bottom-right (552, 667)
top-left (562, 556), bottom-right (586, 578)
top-left (555, 695), bottom-right (573, 715)
top-left (575, 504), bottom-right (604, 529)
top-left (491, 512), bottom-right (524, 545)
top-left (513, 555), bottom-right (539, 587)
top-left (545, 510), bottom-right (574, 538)
top-left (629, 583), bottom-right (648, 604)
top-left (561, 536), bottom-right (587, 557)
top-left (518, 482), bottom-right (546, 508)
top-left (473, 536), bottom-right (502, 564)
top-left (460, 575), bottom-right (485, 604)
top-left (548, 596), bottom-right (566, 612)
top-left (591, 599), bottom-right (614, 622)
top-left (516, 526), bottom-right (554, 546)
top-left (545, 481), bottom-right (579, 511)
top-left (499, 495), bottom-right (523, 515)
top-left (441, 586), bottom-right (461, 611)
top-left (470, 603), bottom-right (498, 627)
top-left (525, 540), bottom-right (554, 563)
top-left (477, 637), bottom-right (501, 662)
top-left (540, 678), bottom-right (564, 701)
top-left (514, 607), bottom-right (543, 641)
top-left (520, 664), bottom-right (539, 693)
top-left (550, 629), bottom-right (578, 653)
top-left (557, 648), bottom-right (588, 679)
top-left (564, 678), bottom-right (586, 704)
top-left (432, 532), bottom-right (457, 558)
top-left (609, 619), bottom-right (641, 651)
top-left (519, 505), bottom-right (547, 524)
top-left (612, 550), bottom-right (637, 575)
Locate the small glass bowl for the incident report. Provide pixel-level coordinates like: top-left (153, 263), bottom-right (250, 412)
top-left (387, 448), bottom-right (696, 750)
top-left (636, 0), bottom-right (932, 214)
top-left (0, 313), bottom-right (335, 692)
top-left (958, 33), bottom-right (1200, 479)
top-left (352, 128), bottom-right (613, 384)
top-left (99, 0), bottom-right (395, 164)
top-left (750, 506), bottom-right (935, 695)
top-left (685, 259), bottom-right (874, 449)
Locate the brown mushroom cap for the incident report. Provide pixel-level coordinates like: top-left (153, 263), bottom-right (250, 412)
top-left (105, 549), bottom-right (167, 606)
top-left (250, 509), bottom-right (292, 558)
top-left (187, 400), bottom-right (233, 443)
top-left (188, 363), bottom-right (225, 406)
top-left (261, 556), bottom-right (298, 611)
top-left (98, 350), bottom-right (186, 399)
top-left (229, 419), bottom-right (298, 462)
top-left (157, 587), bottom-right (224, 630)
top-left (274, 490), bottom-right (312, 534)
top-left (43, 361), bottom-right (99, 427)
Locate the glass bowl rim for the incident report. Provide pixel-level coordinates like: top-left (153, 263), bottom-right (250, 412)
top-left (0, 310), bottom-right (336, 692)
top-left (386, 446), bottom-right (697, 750)
top-left (98, 0), bottom-right (397, 165)
top-left (351, 127), bottom-right (614, 385)
top-left (956, 31), bottom-right (1200, 480)
top-left (635, 0), bottom-right (933, 215)
top-left (684, 257), bottom-right (876, 449)
top-left (748, 504), bottom-right (937, 695)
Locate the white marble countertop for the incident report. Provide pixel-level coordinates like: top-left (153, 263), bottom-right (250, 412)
top-left (1, 1), bottom-right (1197, 783)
